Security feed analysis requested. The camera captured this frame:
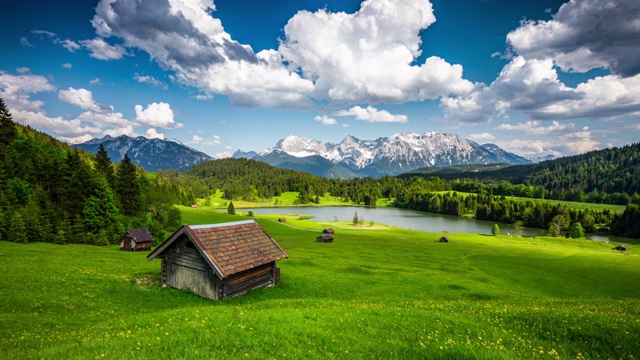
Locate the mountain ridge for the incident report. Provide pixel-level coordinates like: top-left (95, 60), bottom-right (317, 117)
top-left (73, 135), bottom-right (212, 172)
top-left (239, 132), bottom-right (531, 177)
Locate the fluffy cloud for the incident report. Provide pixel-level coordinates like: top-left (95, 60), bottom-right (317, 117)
top-left (188, 134), bottom-right (220, 146)
top-left (0, 71), bottom-right (178, 143)
top-left (80, 38), bottom-right (128, 60)
top-left (440, 84), bottom-right (495, 123)
top-left (10, 109), bottom-right (102, 138)
top-left (279, 0), bottom-right (473, 105)
top-left (0, 71), bottom-right (55, 111)
top-left (59, 87), bottom-right (108, 112)
top-left (496, 120), bottom-right (577, 135)
top-left (442, 1), bottom-right (640, 125)
top-left (89, 78), bottom-right (102, 85)
top-left (314, 115), bottom-right (337, 125)
top-left (146, 128), bottom-right (165, 139)
top-left (496, 120), bottom-right (599, 157)
top-left (62, 62), bottom-right (72, 69)
top-left (468, 133), bottom-right (495, 142)
top-left (134, 102), bottom-right (183, 129)
top-left (61, 39), bottom-right (81, 52)
top-left (507, 0), bottom-right (640, 77)
top-left (334, 105), bottom-right (408, 123)
top-left (90, 0), bottom-right (473, 109)
top-left (133, 74), bottom-right (168, 90)
top-left (16, 67), bottom-right (30, 74)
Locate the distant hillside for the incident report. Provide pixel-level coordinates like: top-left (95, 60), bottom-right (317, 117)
top-left (402, 163), bottom-right (514, 177)
top-left (73, 135), bottom-right (212, 171)
top-left (185, 157), bottom-right (332, 202)
top-left (404, 143), bottom-right (640, 196)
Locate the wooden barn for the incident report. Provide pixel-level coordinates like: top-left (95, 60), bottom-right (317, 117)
top-left (439, 236), bottom-right (449, 243)
top-left (120, 228), bottom-right (153, 252)
top-left (147, 220), bottom-right (288, 301)
top-left (278, 218), bottom-right (286, 223)
top-left (323, 228), bottom-right (335, 234)
top-left (317, 234), bottom-right (334, 243)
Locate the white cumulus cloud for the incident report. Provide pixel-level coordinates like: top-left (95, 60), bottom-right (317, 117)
top-left (90, 0), bottom-right (473, 109)
top-left (314, 115), bottom-right (337, 125)
top-left (334, 105), bottom-right (408, 123)
top-left (146, 128), bottom-right (165, 139)
top-left (134, 102), bottom-right (183, 129)
top-left (80, 37), bottom-right (128, 60)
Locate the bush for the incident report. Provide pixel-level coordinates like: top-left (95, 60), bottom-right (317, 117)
top-left (491, 224), bottom-right (500, 236)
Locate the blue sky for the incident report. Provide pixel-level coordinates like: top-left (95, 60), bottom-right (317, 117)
top-left (1, 0), bottom-right (639, 159)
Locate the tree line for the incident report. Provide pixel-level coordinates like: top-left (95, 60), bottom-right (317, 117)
top-left (0, 99), bottom-right (202, 245)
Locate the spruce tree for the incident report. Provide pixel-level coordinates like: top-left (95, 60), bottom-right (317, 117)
top-left (0, 98), bottom-right (17, 147)
top-left (95, 144), bottom-right (115, 186)
top-left (227, 201), bottom-right (235, 215)
top-left (116, 154), bottom-right (142, 216)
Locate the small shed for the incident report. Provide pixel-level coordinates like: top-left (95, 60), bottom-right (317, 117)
top-left (120, 228), bottom-right (153, 252)
top-left (317, 234), bottom-right (334, 243)
top-left (439, 236), bottom-right (449, 243)
top-left (323, 228), bottom-right (335, 234)
top-left (191, 204), bottom-right (198, 208)
top-left (614, 245), bottom-right (629, 251)
top-left (147, 220), bottom-right (288, 301)
top-left (278, 218), bottom-right (286, 223)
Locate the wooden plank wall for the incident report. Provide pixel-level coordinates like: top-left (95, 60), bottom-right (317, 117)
top-left (165, 237), bottom-right (220, 300)
top-left (222, 262), bottom-right (275, 299)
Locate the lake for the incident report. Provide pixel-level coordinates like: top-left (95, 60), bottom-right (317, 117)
top-left (249, 206), bottom-right (634, 243)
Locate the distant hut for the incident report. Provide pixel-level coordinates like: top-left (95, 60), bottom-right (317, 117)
top-left (278, 218), bottom-right (287, 223)
top-left (147, 220), bottom-right (288, 301)
top-left (439, 236), bottom-right (449, 243)
top-left (191, 204), bottom-right (198, 208)
top-left (120, 228), bottom-right (154, 252)
top-left (614, 245), bottom-right (629, 251)
top-left (317, 234), bottom-right (334, 243)
top-left (323, 228), bottom-right (335, 234)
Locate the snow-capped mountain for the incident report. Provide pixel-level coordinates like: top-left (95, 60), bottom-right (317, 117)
top-left (73, 135), bottom-right (212, 171)
top-left (250, 132), bottom-right (530, 177)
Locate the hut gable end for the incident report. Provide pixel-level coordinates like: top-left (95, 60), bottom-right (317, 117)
top-left (147, 220), bottom-right (288, 300)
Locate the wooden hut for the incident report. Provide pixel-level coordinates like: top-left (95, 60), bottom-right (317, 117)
top-left (614, 245), bottom-right (629, 251)
top-left (317, 234), bottom-right (334, 243)
top-left (323, 228), bottom-right (335, 234)
top-left (147, 220), bottom-right (288, 301)
top-left (439, 236), bottom-right (449, 243)
top-left (278, 218), bottom-right (286, 223)
top-left (120, 228), bottom-right (153, 252)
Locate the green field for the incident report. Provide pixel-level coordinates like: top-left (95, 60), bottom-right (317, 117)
top-left (1, 208), bottom-right (639, 359)
top-left (195, 190), bottom-right (393, 209)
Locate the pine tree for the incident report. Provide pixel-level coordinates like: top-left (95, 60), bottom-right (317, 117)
top-left (0, 98), bottom-right (17, 148)
top-left (116, 154), bottom-right (142, 216)
top-left (353, 211), bottom-right (359, 225)
top-left (227, 201), bottom-right (235, 215)
top-left (95, 144), bottom-right (115, 186)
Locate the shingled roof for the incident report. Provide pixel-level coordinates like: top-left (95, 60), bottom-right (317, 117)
top-left (148, 220), bottom-right (288, 278)
top-left (124, 228), bottom-right (153, 243)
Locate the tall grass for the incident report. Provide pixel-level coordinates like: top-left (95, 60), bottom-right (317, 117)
top-left (1, 209), bottom-right (638, 359)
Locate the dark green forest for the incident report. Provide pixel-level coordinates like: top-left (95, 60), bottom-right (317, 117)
top-left (0, 99), bottom-right (204, 245)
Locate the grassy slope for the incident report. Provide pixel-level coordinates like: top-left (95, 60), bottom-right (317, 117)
top-left (1, 208), bottom-right (639, 359)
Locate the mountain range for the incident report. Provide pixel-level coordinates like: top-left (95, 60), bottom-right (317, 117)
top-left (235, 132), bottom-right (531, 178)
top-left (74, 132), bottom-right (530, 176)
top-left (73, 135), bottom-right (212, 171)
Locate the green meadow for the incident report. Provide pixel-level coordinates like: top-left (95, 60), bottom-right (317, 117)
top-left (1, 207), bottom-right (639, 359)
